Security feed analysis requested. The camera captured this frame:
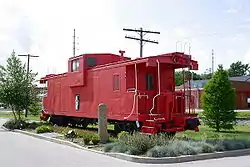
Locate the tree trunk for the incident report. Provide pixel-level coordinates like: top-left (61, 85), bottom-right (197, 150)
top-left (11, 106), bottom-right (17, 121)
top-left (216, 121), bottom-right (220, 132)
top-left (18, 110), bottom-right (21, 121)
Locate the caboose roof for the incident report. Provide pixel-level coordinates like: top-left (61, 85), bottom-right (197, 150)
top-left (68, 53), bottom-right (131, 61)
top-left (40, 52), bottom-right (198, 83)
top-left (89, 52), bottom-right (198, 71)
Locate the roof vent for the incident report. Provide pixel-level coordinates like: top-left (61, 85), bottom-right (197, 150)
top-left (119, 50), bottom-right (125, 57)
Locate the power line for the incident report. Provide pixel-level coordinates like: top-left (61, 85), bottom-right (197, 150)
top-left (123, 27), bottom-right (160, 58)
top-left (212, 49), bottom-right (214, 74)
top-left (73, 29), bottom-right (76, 57)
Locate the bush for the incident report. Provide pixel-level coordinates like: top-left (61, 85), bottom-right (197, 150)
top-left (82, 133), bottom-right (92, 145)
top-left (146, 139), bottom-right (250, 158)
top-left (28, 102), bottom-right (41, 116)
top-left (201, 65), bottom-right (237, 132)
top-left (64, 130), bottom-right (77, 139)
top-left (114, 132), bottom-right (170, 155)
top-left (3, 119), bottom-right (28, 130)
top-left (147, 140), bottom-right (213, 157)
top-left (27, 121), bottom-right (52, 129)
top-left (103, 142), bottom-right (129, 153)
top-left (35, 125), bottom-right (54, 133)
top-left (91, 133), bottom-right (100, 145)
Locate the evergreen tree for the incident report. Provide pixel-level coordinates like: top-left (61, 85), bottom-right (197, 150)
top-left (201, 65), bottom-right (236, 132)
top-left (0, 51), bottom-right (38, 121)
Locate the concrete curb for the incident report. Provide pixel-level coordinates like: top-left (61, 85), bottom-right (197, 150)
top-left (2, 126), bottom-right (250, 164)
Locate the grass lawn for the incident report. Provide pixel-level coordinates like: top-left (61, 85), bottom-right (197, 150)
top-left (0, 111), bottom-right (40, 121)
top-left (1, 111), bottom-right (250, 121)
top-left (176, 125), bottom-right (250, 141)
top-left (198, 111), bottom-right (250, 118)
top-left (236, 112), bottom-right (250, 118)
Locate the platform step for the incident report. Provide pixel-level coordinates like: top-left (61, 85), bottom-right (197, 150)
top-left (142, 126), bottom-right (154, 128)
top-left (146, 118), bottom-right (165, 121)
top-left (141, 125), bottom-right (156, 134)
top-left (148, 113), bottom-right (161, 116)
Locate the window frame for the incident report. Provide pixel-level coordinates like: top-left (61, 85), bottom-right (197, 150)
top-left (146, 74), bottom-right (154, 90)
top-left (71, 59), bottom-right (80, 72)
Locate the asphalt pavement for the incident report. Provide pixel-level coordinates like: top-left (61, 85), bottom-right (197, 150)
top-left (1, 118), bottom-right (250, 167)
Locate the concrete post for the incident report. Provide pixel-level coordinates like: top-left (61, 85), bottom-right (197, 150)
top-left (98, 103), bottom-right (109, 143)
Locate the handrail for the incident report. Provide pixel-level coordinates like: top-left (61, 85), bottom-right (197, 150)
top-left (124, 63), bottom-right (138, 120)
top-left (149, 59), bottom-right (161, 114)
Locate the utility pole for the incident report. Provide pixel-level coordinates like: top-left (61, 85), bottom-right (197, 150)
top-left (73, 29), bottom-right (76, 57)
top-left (18, 54), bottom-right (39, 117)
top-left (212, 49), bottom-right (214, 74)
top-left (123, 27), bottom-right (160, 58)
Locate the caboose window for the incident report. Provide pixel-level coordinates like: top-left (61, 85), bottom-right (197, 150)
top-left (86, 57), bottom-right (97, 67)
top-left (72, 59), bottom-right (80, 72)
top-left (75, 94), bottom-right (80, 111)
top-left (146, 74), bottom-right (154, 90)
top-left (113, 75), bottom-right (120, 91)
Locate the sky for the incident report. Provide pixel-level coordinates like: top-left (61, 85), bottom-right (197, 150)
top-left (0, 0), bottom-right (250, 81)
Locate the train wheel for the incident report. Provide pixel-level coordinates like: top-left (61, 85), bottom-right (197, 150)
top-left (114, 122), bottom-right (138, 134)
top-left (80, 119), bottom-right (89, 129)
top-left (114, 123), bottom-right (123, 134)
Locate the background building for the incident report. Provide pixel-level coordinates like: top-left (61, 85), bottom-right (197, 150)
top-left (175, 76), bottom-right (250, 110)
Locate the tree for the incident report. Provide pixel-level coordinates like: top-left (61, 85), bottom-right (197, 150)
top-left (201, 65), bottom-right (236, 132)
top-left (0, 51), bottom-right (38, 121)
top-left (228, 61), bottom-right (250, 77)
top-left (175, 71), bottom-right (202, 86)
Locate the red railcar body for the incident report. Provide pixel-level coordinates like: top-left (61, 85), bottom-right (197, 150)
top-left (40, 51), bottom-right (200, 134)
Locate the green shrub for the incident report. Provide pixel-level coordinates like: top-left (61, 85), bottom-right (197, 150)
top-left (201, 65), bottom-right (237, 132)
top-left (104, 143), bottom-right (119, 152)
top-left (28, 102), bottom-right (41, 116)
top-left (116, 132), bottom-right (170, 155)
top-left (27, 122), bottom-right (42, 129)
top-left (146, 139), bottom-right (250, 158)
top-left (82, 133), bottom-right (92, 145)
top-left (91, 133), bottom-right (100, 145)
top-left (189, 141), bottom-right (215, 153)
top-left (27, 121), bottom-right (52, 129)
top-left (104, 142), bottom-right (129, 153)
top-left (80, 132), bottom-right (100, 145)
top-left (146, 145), bottom-right (169, 157)
top-left (35, 125), bottom-right (54, 133)
top-left (147, 140), bottom-right (209, 157)
top-left (3, 119), bottom-right (28, 130)
top-left (220, 140), bottom-right (248, 150)
top-left (118, 131), bottom-right (129, 139)
top-left (118, 132), bottom-right (154, 154)
top-left (64, 130), bottom-right (77, 139)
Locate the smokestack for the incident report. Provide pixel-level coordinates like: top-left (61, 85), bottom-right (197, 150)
top-left (119, 50), bottom-right (125, 57)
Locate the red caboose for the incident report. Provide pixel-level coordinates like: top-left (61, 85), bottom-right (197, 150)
top-left (39, 51), bottom-right (200, 135)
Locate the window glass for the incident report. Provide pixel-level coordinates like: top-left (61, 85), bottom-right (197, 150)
top-left (75, 94), bottom-right (80, 111)
top-left (146, 74), bottom-right (154, 90)
top-left (86, 57), bottom-right (97, 67)
top-left (72, 59), bottom-right (80, 72)
top-left (113, 75), bottom-right (120, 91)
